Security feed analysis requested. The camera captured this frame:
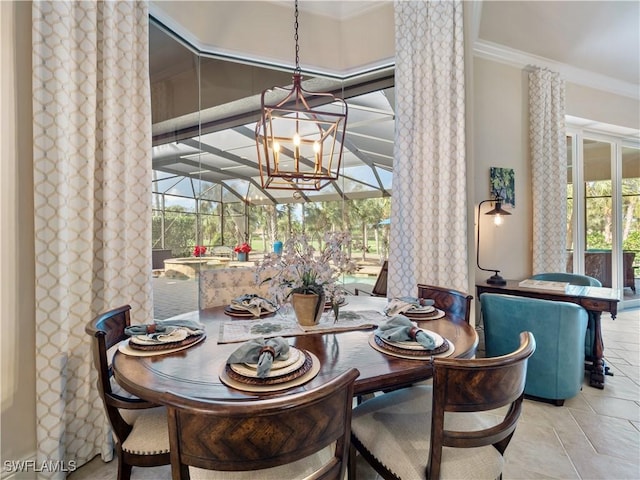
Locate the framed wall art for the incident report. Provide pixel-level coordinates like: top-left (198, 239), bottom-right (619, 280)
top-left (489, 167), bottom-right (515, 207)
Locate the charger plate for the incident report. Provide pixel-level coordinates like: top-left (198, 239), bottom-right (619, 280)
top-left (379, 330), bottom-right (445, 350)
top-left (220, 351), bottom-right (320, 392)
top-left (229, 347), bottom-right (304, 378)
top-left (402, 308), bottom-right (445, 321)
top-left (369, 334), bottom-right (454, 360)
top-left (223, 305), bottom-right (276, 319)
top-left (119, 335), bottom-right (206, 357)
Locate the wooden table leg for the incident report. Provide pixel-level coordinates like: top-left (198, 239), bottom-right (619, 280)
top-left (589, 311), bottom-right (605, 389)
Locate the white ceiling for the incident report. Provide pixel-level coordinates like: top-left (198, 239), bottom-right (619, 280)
top-left (476, 0), bottom-right (639, 87)
top-left (150, 0), bottom-right (639, 96)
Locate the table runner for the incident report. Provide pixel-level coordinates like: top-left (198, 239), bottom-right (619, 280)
top-left (219, 309), bottom-right (387, 344)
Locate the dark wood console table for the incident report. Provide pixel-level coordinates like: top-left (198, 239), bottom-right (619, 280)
top-left (476, 280), bottom-right (621, 389)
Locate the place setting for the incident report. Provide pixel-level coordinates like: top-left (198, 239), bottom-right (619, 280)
top-left (224, 293), bottom-right (278, 319)
top-left (118, 318), bottom-right (206, 356)
top-left (219, 336), bottom-right (320, 392)
top-left (369, 315), bottom-right (455, 360)
top-left (384, 296), bottom-right (446, 320)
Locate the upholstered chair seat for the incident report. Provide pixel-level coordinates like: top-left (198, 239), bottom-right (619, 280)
top-left (185, 445), bottom-right (335, 480)
top-left (351, 384), bottom-right (504, 479)
top-left (120, 407), bottom-right (170, 456)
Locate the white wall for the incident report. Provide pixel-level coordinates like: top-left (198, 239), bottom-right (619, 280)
top-left (566, 82), bottom-right (640, 129)
top-left (1, 0), bottom-right (37, 470)
top-left (473, 57), bottom-right (532, 282)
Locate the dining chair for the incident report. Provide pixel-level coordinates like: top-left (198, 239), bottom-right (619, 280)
top-left (355, 260), bottom-right (388, 297)
top-left (349, 332), bottom-right (535, 480)
top-left (85, 305), bottom-right (170, 480)
top-left (162, 368), bottom-right (359, 480)
top-left (417, 284), bottom-right (473, 324)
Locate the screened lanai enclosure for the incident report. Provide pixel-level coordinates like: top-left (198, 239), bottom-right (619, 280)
top-left (151, 20), bottom-right (395, 260)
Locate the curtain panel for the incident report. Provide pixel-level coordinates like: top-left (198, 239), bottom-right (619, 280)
top-left (529, 67), bottom-right (568, 273)
top-left (389, 0), bottom-right (467, 297)
top-left (32, 1), bottom-right (152, 476)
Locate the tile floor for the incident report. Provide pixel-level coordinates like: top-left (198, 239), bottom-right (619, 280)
top-left (70, 305), bottom-right (640, 480)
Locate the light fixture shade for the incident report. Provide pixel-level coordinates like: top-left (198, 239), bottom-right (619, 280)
top-left (484, 200), bottom-right (512, 217)
top-left (255, 73), bottom-right (348, 191)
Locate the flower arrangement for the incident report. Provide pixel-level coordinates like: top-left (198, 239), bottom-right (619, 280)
top-left (257, 232), bottom-right (357, 315)
top-left (234, 242), bottom-right (252, 254)
top-left (193, 245), bottom-right (207, 257)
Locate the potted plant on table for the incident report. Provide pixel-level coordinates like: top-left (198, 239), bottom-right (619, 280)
top-left (234, 242), bottom-right (252, 261)
top-left (257, 232), bottom-right (356, 326)
top-left (192, 245), bottom-right (207, 257)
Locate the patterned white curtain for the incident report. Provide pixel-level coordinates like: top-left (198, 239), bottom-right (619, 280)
top-left (529, 67), bottom-right (567, 273)
top-left (389, 0), bottom-right (467, 296)
top-left (32, 1), bottom-right (151, 476)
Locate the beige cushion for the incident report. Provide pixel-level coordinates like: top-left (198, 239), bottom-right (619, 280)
top-left (351, 385), bottom-right (504, 480)
top-left (121, 407), bottom-right (170, 455)
top-left (188, 443), bottom-right (338, 480)
top-left (199, 267), bottom-right (275, 308)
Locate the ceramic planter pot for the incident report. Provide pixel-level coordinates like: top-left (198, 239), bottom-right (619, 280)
top-left (291, 292), bottom-right (325, 326)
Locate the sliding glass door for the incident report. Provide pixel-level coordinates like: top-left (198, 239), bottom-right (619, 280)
top-left (567, 129), bottom-right (640, 307)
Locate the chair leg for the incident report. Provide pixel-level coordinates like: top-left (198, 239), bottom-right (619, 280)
top-left (117, 459), bottom-right (132, 480)
top-left (554, 399), bottom-right (565, 407)
top-left (348, 443), bottom-right (357, 480)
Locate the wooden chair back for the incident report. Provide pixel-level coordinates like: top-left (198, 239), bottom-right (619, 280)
top-left (428, 332), bottom-right (535, 479)
top-left (355, 261), bottom-right (388, 297)
top-left (371, 260), bottom-right (388, 296)
top-left (162, 368), bottom-right (360, 480)
top-left (85, 305), bottom-right (170, 476)
top-left (417, 283), bottom-right (473, 324)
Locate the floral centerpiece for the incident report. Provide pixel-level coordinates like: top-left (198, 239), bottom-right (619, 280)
top-left (257, 232), bottom-right (356, 323)
top-left (193, 245), bottom-right (207, 257)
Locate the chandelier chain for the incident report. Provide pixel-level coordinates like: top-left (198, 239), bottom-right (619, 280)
top-left (294, 0), bottom-right (301, 74)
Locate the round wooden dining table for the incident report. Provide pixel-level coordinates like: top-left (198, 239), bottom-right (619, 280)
top-left (113, 296), bottom-right (478, 401)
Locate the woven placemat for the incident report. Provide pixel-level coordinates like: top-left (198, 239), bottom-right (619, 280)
top-left (128, 333), bottom-right (205, 351)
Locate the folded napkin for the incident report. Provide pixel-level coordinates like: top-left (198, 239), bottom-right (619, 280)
top-left (375, 315), bottom-right (437, 350)
top-left (231, 294), bottom-right (277, 317)
top-left (384, 296), bottom-right (435, 316)
top-left (227, 337), bottom-right (290, 378)
top-left (124, 319), bottom-right (205, 344)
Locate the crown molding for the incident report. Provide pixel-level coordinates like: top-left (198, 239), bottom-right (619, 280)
top-left (474, 39), bottom-right (639, 101)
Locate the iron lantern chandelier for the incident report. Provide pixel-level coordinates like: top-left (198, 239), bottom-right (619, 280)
top-left (255, 0), bottom-right (348, 191)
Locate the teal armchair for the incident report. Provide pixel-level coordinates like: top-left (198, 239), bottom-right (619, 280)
top-left (530, 272), bottom-right (601, 359)
top-left (480, 293), bottom-right (588, 405)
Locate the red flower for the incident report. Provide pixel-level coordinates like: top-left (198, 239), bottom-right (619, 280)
top-left (234, 242), bottom-right (251, 254)
top-left (193, 245), bottom-right (207, 257)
